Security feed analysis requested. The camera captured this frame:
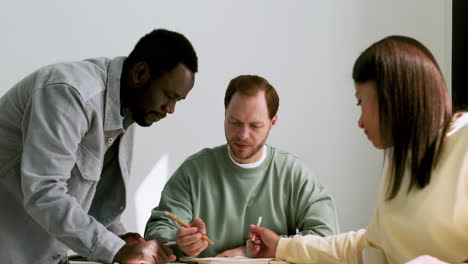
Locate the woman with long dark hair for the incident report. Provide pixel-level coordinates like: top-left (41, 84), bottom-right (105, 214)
top-left (248, 36), bottom-right (468, 264)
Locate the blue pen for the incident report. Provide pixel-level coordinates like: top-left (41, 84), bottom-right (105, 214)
top-left (251, 216), bottom-right (263, 242)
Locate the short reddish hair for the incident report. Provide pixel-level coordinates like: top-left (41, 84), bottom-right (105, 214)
top-left (224, 75), bottom-right (279, 119)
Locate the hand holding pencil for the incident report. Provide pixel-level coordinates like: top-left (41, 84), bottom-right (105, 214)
top-left (165, 211), bottom-right (214, 257)
top-left (248, 224), bottom-right (280, 258)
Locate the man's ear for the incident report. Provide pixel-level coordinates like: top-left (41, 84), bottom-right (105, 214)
top-left (130, 62), bottom-right (151, 88)
top-left (271, 115), bottom-right (278, 127)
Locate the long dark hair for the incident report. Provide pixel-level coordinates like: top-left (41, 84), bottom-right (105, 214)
top-left (353, 36), bottom-right (452, 200)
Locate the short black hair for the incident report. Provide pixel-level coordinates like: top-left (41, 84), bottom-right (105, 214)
top-left (124, 29), bottom-right (198, 79)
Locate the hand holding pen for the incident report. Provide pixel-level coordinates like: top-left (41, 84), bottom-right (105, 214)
top-left (251, 216), bottom-right (263, 242)
top-left (165, 211), bottom-right (214, 257)
top-left (248, 224), bottom-right (280, 259)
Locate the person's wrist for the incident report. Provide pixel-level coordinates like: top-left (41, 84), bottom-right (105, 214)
top-left (273, 237), bottom-right (287, 258)
top-left (113, 244), bottom-right (126, 262)
top-left (274, 236), bottom-right (280, 252)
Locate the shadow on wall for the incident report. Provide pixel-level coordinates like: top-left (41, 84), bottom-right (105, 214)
top-left (124, 154), bottom-right (170, 234)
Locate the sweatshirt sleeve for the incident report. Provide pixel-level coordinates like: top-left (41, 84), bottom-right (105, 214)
top-left (144, 166), bottom-right (193, 243)
top-left (293, 165), bottom-right (340, 237)
top-left (276, 229), bottom-right (369, 264)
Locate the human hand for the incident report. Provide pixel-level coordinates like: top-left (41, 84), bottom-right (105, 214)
top-left (119, 232), bottom-right (145, 245)
top-left (176, 218), bottom-right (209, 256)
top-left (405, 255), bottom-right (449, 264)
top-left (247, 225), bottom-right (280, 258)
top-left (113, 240), bottom-right (176, 264)
top-left (215, 246), bottom-right (246, 257)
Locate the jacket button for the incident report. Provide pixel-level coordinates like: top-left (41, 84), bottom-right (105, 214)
top-left (107, 137), bottom-right (114, 144)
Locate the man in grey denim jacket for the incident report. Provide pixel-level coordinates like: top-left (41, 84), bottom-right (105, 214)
top-left (0, 29), bottom-right (197, 264)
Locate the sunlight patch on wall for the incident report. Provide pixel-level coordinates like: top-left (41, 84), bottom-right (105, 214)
top-left (135, 154), bottom-right (170, 234)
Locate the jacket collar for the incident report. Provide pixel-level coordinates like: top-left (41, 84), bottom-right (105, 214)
top-left (104, 56), bottom-right (127, 132)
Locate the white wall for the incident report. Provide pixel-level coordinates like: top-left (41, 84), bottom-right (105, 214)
top-left (0, 0), bottom-right (451, 234)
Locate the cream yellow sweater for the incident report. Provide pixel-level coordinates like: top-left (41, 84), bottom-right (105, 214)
top-left (276, 114), bottom-right (468, 264)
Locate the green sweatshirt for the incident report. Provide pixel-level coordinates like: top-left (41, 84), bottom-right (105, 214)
top-left (144, 144), bottom-right (339, 257)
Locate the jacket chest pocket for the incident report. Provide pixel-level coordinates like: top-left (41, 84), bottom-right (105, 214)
top-left (74, 146), bottom-right (103, 182)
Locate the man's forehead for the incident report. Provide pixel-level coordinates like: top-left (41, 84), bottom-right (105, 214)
top-left (226, 109), bottom-right (270, 122)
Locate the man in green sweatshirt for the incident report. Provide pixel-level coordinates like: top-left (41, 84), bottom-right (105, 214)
top-left (144, 75), bottom-right (339, 258)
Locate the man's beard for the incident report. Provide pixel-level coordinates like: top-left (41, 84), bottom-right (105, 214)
top-left (133, 111), bottom-right (165, 127)
top-left (125, 83), bottom-right (151, 127)
top-left (126, 82), bottom-right (165, 127)
top-left (128, 107), bottom-right (152, 127)
top-left (227, 135), bottom-right (268, 162)
top-left (133, 112), bottom-right (152, 127)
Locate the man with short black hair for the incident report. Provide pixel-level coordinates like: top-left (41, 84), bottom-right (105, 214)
top-left (0, 29), bottom-right (197, 264)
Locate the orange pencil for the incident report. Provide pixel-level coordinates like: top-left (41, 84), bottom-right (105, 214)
top-left (251, 216), bottom-right (263, 242)
top-left (164, 211), bottom-right (215, 245)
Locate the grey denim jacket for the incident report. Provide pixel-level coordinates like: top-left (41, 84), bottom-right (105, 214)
top-left (0, 57), bottom-right (133, 263)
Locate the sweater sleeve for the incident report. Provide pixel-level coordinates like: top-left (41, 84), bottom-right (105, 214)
top-left (293, 166), bottom-right (340, 236)
top-left (144, 166), bottom-right (193, 243)
top-left (276, 229), bottom-right (369, 264)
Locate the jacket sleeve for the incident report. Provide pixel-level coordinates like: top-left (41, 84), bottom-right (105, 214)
top-left (293, 166), bottom-right (340, 237)
top-left (144, 166), bottom-right (193, 243)
top-left (21, 84), bottom-right (124, 263)
top-left (107, 215), bottom-right (126, 236)
top-left (276, 229), bottom-right (369, 264)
